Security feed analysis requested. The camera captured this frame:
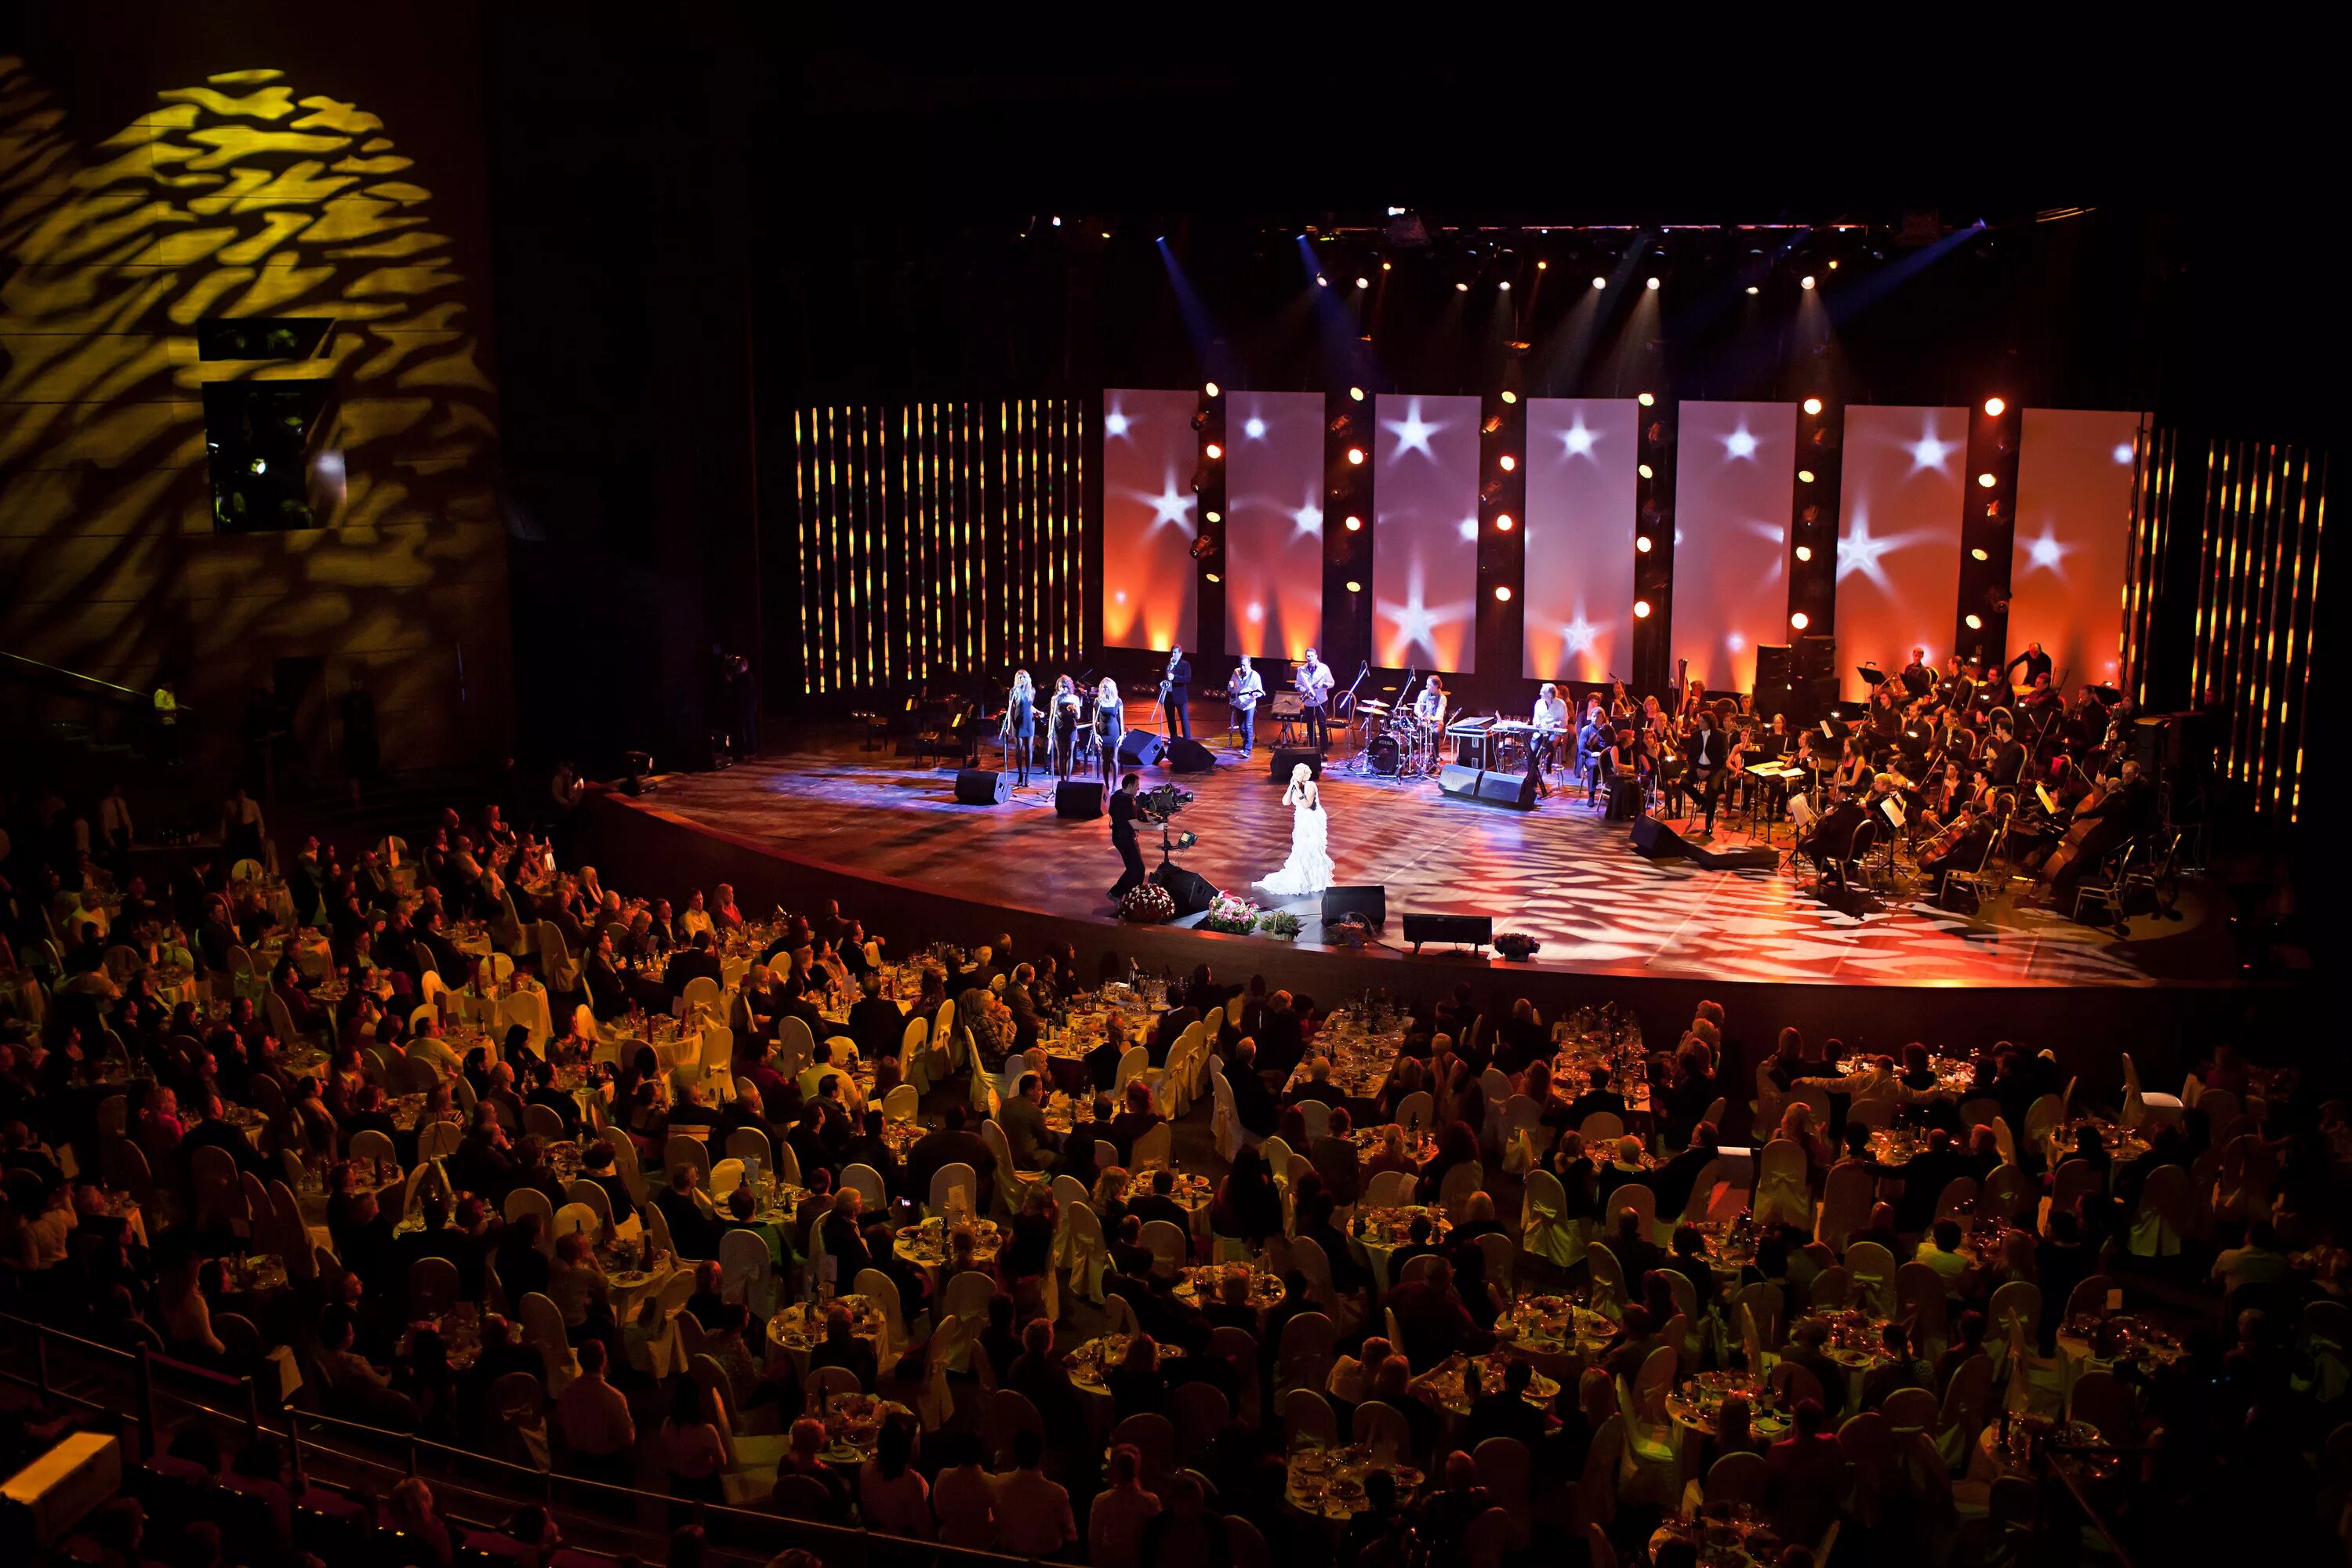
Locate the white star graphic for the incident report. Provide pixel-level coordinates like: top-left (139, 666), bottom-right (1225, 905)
top-left (1560, 614), bottom-right (1602, 656)
top-left (1721, 424), bottom-right (1759, 460)
top-left (1142, 475), bottom-right (1196, 532)
top-left (1377, 574), bottom-right (1473, 662)
top-left (1104, 409), bottom-right (1131, 437)
top-left (2023, 526), bottom-right (2071, 575)
top-left (1383, 399), bottom-right (1443, 461)
top-left (1836, 514), bottom-right (1899, 584)
top-left (1244, 417), bottom-right (1267, 439)
top-left (1907, 432), bottom-right (1955, 471)
top-left (1562, 420), bottom-right (1598, 458)
top-left (1292, 503), bottom-right (1323, 538)
top-left (1457, 517), bottom-right (1479, 542)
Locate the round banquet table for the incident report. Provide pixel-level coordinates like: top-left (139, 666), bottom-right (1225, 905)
top-left (766, 1294), bottom-right (893, 1383)
top-left (1283, 1439), bottom-right (1425, 1524)
top-left (1064, 1331), bottom-right (1187, 1438)
top-left (1350, 1205), bottom-right (1451, 1294)
top-left (893, 1217), bottom-right (1001, 1290)
top-left (1410, 1350), bottom-right (1561, 1418)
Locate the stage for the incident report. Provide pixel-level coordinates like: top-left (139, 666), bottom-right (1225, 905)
top-left (591, 727), bottom-right (2237, 989)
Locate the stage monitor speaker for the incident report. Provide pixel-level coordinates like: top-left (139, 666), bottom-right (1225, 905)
top-left (1271, 747), bottom-right (1322, 782)
top-left (954, 768), bottom-right (1011, 805)
top-left (1054, 779), bottom-right (1104, 819)
top-left (1150, 864), bottom-right (1220, 916)
top-left (1167, 737), bottom-right (1218, 774)
top-left (1400, 913), bottom-right (1492, 953)
top-left (1437, 765), bottom-right (1536, 809)
top-left (1118, 731), bottom-right (1168, 767)
top-left (1321, 884), bottom-right (1388, 931)
top-left (1685, 838), bottom-right (1780, 872)
top-left (1630, 815), bottom-right (1687, 860)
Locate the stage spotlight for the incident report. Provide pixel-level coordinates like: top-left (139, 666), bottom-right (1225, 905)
top-left (1204, 572), bottom-right (1221, 583)
top-left (1496, 514), bottom-right (1515, 532)
top-left (1592, 276), bottom-right (1606, 289)
top-left (1494, 585), bottom-right (1512, 602)
top-left (1316, 274), bottom-right (1328, 286)
top-left (1500, 390), bottom-right (1518, 404)
top-left (1051, 216), bottom-right (1062, 227)
top-left (1498, 454), bottom-right (1516, 472)
top-left (1970, 546), bottom-right (1989, 561)
top-left (1798, 469), bottom-right (1816, 484)
top-left (1204, 442), bottom-right (1223, 459)
top-left (1346, 447), bottom-right (1365, 465)
top-left (1983, 397), bottom-right (2006, 416)
top-left (1344, 514), bottom-right (1362, 531)
top-left (1356, 276), bottom-right (1369, 289)
top-left (1637, 463), bottom-right (1653, 479)
top-left (1243, 418), bottom-right (1265, 437)
top-left (1790, 611), bottom-right (1809, 630)
top-left (1828, 259), bottom-right (1838, 270)
top-left (1537, 260), bottom-right (1548, 270)
top-left (1965, 613), bottom-right (1984, 630)
top-left (1802, 397), bottom-right (1823, 416)
top-left (1637, 391), bottom-right (1655, 407)
top-left (1381, 260), bottom-right (1392, 270)
top-left (1204, 381), bottom-right (1221, 397)
top-left (1456, 281), bottom-right (1469, 293)
top-left (1634, 599), bottom-right (1652, 618)
top-left (1348, 386), bottom-right (1366, 401)
top-left (1636, 535), bottom-right (1653, 553)
top-left (1499, 280), bottom-right (1512, 291)
top-left (1794, 545), bottom-right (1813, 561)
top-left (1345, 579), bottom-right (1363, 593)
top-left (1976, 471), bottom-right (1997, 488)
top-left (1745, 285), bottom-right (1759, 295)
top-left (1646, 276), bottom-right (1660, 290)
top-left (1800, 274), bottom-right (1817, 290)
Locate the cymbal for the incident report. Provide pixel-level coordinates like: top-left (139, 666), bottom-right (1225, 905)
top-left (1357, 700), bottom-right (1392, 714)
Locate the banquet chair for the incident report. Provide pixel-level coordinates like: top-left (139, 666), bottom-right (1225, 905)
top-left (2023, 1094), bottom-right (2065, 1155)
top-left (516, 1292), bottom-right (580, 1392)
top-left (806, 1363), bottom-right (863, 1406)
top-left (881, 1083), bottom-right (920, 1122)
top-left (1843, 1240), bottom-right (1896, 1316)
top-left (697, 1027), bottom-right (735, 1098)
top-left (1606, 1181), bottom-right (1657, 1240)
top-left (2126, 1163), bottom-right (2190, 1257)
top-left (776, 1017), bottom-right (816, 1081)
top-left (1363, 1170), bottom-right (1417, 1210)
top-left (1978, 1160), bottom-right (2029, 1221)
top-left (552, 1200), bottom-right (601, 1243)
top-left (565, 1180), bottom-right (614, 1227)
top-left (838, 1163), bottom-right (887, 1210)
top-left (1880, 1385), bottom-right (1940, 1434)
top-left (1141, 1218), bottom-right (1190, 1275)
top-left (1273, 1311), bottom-right (1336, 1399)
top-left (679, 976), bottom-right (722, 1017)
top-left (347, 1129), bottom-right (398, 1169)
top-left (718, 1229), bottom-right (777, 1316)
top-left (1351, 1399), bottom-right (1413, 1457)
top-left (1933, 1176), bottom-right (1980, 1221)
top-left (1578, 1112), bottom-right (1624, 1145)
top-left (644, 1199), bottom-right (678, 1262)
top-left (1130, 1121), bottom-right (1174, 1171)
top-left (1730, 1283), bottom-right (1785, 1352)
top-left (1576, 1414), bottom-right (1625, 1534)
top-left (1170, 1381), bottom-right (1231, 1470)
top-left (1838, 1410), bottom-right (1894, 1524)
top-left (1848, 1095), bottom-right (1898, 1131)
top-left (1934, 1353), bottom-right (1997, 1471)
top-left (1808, 1266), bottom-right (1853, 1312)
top-left (1585, 1242), bottom-right (1627, 1309)
top-left (1767, 1359), bottom-right (1824, 1411)
top-left (398, 1056), bottom-right (441, 1095)
top-left (1703, 1449), bottom-right (1769, 1506)
top-left (1113, 1046), bottom-right (1150, 1098)
top-left (854, 1265), bottom-right (909, 1345)
top-left (187, 1145), bottom-right (238, 1245)
top-left (724, 1126), bottom-right (774, 1174)
top-left (1258, 1135), bottom-right (1298, 1189)
top-left (2064, 1274), bottom-right (2117, 1320)
top-left (928, 1161), bottom-right (978, 1218)
top-left (1294, 1100), bottom-right (1333, 1141)
top-left (1401, 1253), bottom-right (1447, 1286)
top-left (898, 1017), bottom-right (932, 1095)
top-left (980, 1120), bottom-right (1027, 1214)
top-left (1753, 1138), bottom-right (1813, 1231)
top-left (1392, 1091), bottom-right (1434, 1135)
top-left (2048, 1159), bottom-right (2106, 1218)
top-left (665, 1134), bottom-right (713, 1186)
top-left (1476, 1231), bottom-right (1515, 1298)
top-left (1283, 1388), bottom-right (1339, 1447)
top-left (941, 1267), bottom-right (1000, 1330)
top-left (600, 1127), bottom-right (648, 1207)
top-left (408, 1258), bottom-right (461, 1320)
top-left (1895, 1262), bottom-right (1950, 1356)
top-left (504, 1189), bottom-right (557, 1251)
top-left (2067, 1370), bottom-right (2142, 1446)
top-left (523, 1104), bottom-right (568, 1141)
top-left (985, 1388), bottom-right (1046, 1469)
top-left (1209, 1069), bottom-right (1252, 1163)
top-left (1095, 1142), bottom-right (1120, 1174)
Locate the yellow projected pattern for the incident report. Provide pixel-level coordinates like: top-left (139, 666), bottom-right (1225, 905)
top-left (0, 59), bottom-right (505, 764)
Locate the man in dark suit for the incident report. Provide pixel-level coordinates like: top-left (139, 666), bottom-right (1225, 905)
top-left (904, 1105), bottom-right (995, 1201)
top-left (1681, 712), bottom-right (1732, 837)
top-left (415, 909), bottom-right (466, 982)
top-left (662, 930), bottom-right (724, 997)
top-left (1646, 1124), bottom-right (1721, 1223)
top-left (1107, 773), bottom-right (1149, 904)
top-left (1877, 1127), bottom-right (1976, 1234)
top-left (1563, 1067), bottom-right (1629, 1129)
top-left (1161, 645), bottom-right (1193, 739)
top-left (1255, 993), bottom-right (1305, 1079)
top-left (1003, 964), bottom-right (1045, 1058)
top-left (1308, 1106), bottom-right (1362, 1207)
top-left (845, 971), bottom-right (906, 1064)
top-left (1127, 1167), bottom-right (1191, 1232)
top-left (1147, 988), bottom-right (1199, 1068)
top-left (1226, 1039), bottom-right (1279, 1138)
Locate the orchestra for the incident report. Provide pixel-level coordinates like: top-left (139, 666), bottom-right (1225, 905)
top-left (966, 633), bottom-right (2156, 924)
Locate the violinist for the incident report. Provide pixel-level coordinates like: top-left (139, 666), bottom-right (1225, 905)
top-left (1933, 654), bottom-right (1976, 719)
top-left (1982, 716), bottom-right (2026, 786)
top-left (1607, 679), bottom-right (1636, 727)
top-left (1918, 760), bottom-right (1968, 833)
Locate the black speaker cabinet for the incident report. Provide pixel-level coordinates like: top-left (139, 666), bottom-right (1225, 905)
top-left (1438, 765), bottom-right (1535, 810)
top-left (1054, 779), bottom-right (1105, 819)
top-left (1150, 864), bottom-right (1220, 916)
top-left (1118, 731), bottom-right (1168, 767)
top-left (1167, 737), bottom-right (1218, 774)
top-left (1271, 747), bottom-right (1322, 782)
top-left (1629, 815), bottom-right (1686, 859)
top-left (1320, 884), bottom-right (1388, 931)
top-left (953, 768), bottom-right (1010, 805)
top-left (1400, 913), bottom-right (1493, 953)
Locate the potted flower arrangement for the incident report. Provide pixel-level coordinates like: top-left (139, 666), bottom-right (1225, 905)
top-left (1118, 882), bottom-right (1175, 924)
top-left (1201, 892), bottom-right (1260, 935)
top-left (1494, 930), bottom-right (1541, 960)
top-left (1256, 910), bottom-right (1302, 940)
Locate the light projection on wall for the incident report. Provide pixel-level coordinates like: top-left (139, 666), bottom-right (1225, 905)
top-left (2010, 408), bottom-right (2143, 689)
top-left (1832, 405), bottom-right (1965, 698)
top-left (1099, 388), bottom-right (1199, 653)
top-left (1671, 401), bottom-right (1796, 692)
top-left (1222, 390), bottom-right (1323, 660)
top-left (1372, 393), bottom-right (1479, 671)
top-left (0, 58), bottom-right (506, 764)
top-left (1523, 397), bottom-right (1637, 684)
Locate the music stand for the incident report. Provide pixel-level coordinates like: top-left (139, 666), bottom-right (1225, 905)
top-left (1857, 663), bottom-right (1888, 688)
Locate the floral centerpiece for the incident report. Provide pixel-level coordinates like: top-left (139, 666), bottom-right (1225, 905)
top-left (1201, 892), bottom-right (1260, 935)
top-left (1494, 931), bottom-right (1541, 960)
top-left (1118, 882), bottom-right (1175, 924)
top-left (1257, 910), bottom-right (1301, 939)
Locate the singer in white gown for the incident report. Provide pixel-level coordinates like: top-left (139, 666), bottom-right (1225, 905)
top-left (1257, 766), bottom-right (1334, 897)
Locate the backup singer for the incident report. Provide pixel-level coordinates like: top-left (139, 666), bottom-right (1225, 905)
top-left (1094, 678), bottom-right (1125, 786)
top-left (1229, 654), bottom-right (1265, 759)
top-left (1050, 675), bottom-right (1083, 779)
top-left (1000, 670), bottom-right (1037, 786)
top-left (1296, 648), bottom-right (1335, 750)
top-left (1160, 645), bottom-right (1193, 739)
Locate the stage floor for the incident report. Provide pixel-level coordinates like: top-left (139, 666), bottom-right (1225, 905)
top-left (626, 733), bottom-right (2234, 991)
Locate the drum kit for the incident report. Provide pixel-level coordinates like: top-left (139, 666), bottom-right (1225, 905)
top-left (1348, 696), bottom-right (1443, 778)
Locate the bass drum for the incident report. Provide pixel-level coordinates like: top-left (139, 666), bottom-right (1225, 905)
top-left (1366, 734), bottom-right (1403, 776)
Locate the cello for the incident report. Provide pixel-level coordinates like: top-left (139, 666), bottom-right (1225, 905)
top-left (2033, 775), bottom-right (2110, 891)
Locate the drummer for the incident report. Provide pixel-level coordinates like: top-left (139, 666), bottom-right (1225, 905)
top-left (1414, 675), bottom-right (1449, 728)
